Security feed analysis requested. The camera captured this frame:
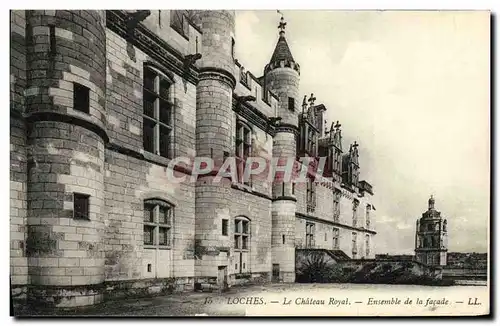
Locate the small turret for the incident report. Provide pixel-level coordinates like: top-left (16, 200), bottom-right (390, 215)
top-left (264, 12), bottom-right (300, 127)
top-left (428, 195), bottom-right (435, 210)
top-left (264, 15), bottom-right (300, 75)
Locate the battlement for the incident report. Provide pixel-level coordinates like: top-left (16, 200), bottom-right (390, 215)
top-left (264, 59), bottom-right (300, 75)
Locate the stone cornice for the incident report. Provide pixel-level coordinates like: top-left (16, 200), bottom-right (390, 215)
top-left (25, 111), bottom-right (109, 144)
top-left (232, 96), bottom-right (277, 136)
top-left (296, 212), bottom-right (377, 235)
top-left (230, 183), bottom-right (272, 200)
top-left (106, 142), bottom-right (193, 176)
top-left (275, 123), bottom-right (299, 136)
top-left (272, 195), bottom-right (297, 202)
top-left (199, 67), bottom-right (236, 90)
top-left (106, 10), bottom-right (199, 85)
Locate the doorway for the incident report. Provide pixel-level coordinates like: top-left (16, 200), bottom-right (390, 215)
top-left (217, 265), bottom-right (228, 290)
top-left (272, 264), bottom-right (280, 282)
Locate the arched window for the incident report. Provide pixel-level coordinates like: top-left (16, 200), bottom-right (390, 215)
top-left (234, 216), bottom-right (250, 274)
top-left (143, 198), bottom-right (173, 247)
top-left (443, 220), bottom-right (447, 232)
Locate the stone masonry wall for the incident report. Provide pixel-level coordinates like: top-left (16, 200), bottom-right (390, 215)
top-left (24, 10), bottom-right (107, 308)
top-left (264, 68), bottom-right (300, 127)
top-left (104, 151), bottom-right (195, 283)
top-left (104, 26), bottom-right (197, 284)
top-left (10, 10), bottom-right (28, 296)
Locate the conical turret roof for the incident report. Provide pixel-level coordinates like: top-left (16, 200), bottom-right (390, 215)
top-left (264, 14), bottom-right (300, 74)
top-left (269, 34), bottom-right (295, 64)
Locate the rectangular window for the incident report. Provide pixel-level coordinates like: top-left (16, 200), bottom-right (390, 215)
top-left (242, 236), bottom-right (248, 249)
top-left (292, 182), bottom-right (295, 195)
top-left (231, 37), bottom-right (235, 59)
top-left (352, 232), bottom-right (358, 257)
top-left (333, 189), bottom-right (341, 222)
top-left (366, 204), bottom-right (371, 228)
top-left (159, 205), bottom-right (171, 225)
top-left (222, 219), bottom-right (228, 236)
top-left (73, 83), bottom-right (90, 114)
top-left (235, 121), bottom-right (252, 186)
top-left (334, 151), bottom-right (341, 174)
top-left (144, 204), bottom-right (155, 222)
top-left (306, 178), bottom-right (316, 213)
top-left (352, 200), bottom-right (359, 227)
top-left (306, 222), bottom-right (315, 248)
top-left (288, 97), bottom-right (295, 111)
top-left (143, 200), bottom-right (173, 247)
top-left (158, 227), bottom-right (170, 246)
top-left (73, 193), bottom-right (90, 220)
top-left (307, 128), bottom-right (316, 157)
top-left (365, 234), bottom-right (370, 257)
top-left (143, 65), bottom-right (173, 158)
top-left (144, 225), bottom-right (154, 245)
top-left (234, 218), bottom-right (250, 273)
top-left (333, 228), bottom-right (340, 249)
top-left (49, 24), bottom-right (56, 54)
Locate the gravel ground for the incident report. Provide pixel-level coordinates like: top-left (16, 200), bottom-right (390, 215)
top-left (14, 283), bottom-right (488, 317)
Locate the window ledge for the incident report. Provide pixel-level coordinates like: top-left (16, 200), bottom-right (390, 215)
top-left (144, 245), bottom-right (172, 250)
top-left (73, 217), bottom-right (91, 221)
top-left (142, 150), bottom-right (172, 167)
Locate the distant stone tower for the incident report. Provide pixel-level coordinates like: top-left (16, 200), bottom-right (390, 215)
top-left (25, 10), bottom-right (107, 306)
top-left (264, 15), bottom-right (300, 282)
top-left (415, 196), bottom-right (448, 266)
top-left (194, 10), bottom-right (236, 286)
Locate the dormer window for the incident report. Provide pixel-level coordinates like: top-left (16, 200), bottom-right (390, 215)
top-left (298, 119), bottom-right (318, 158)
top-left (170, 10), bottom-right (189, 39)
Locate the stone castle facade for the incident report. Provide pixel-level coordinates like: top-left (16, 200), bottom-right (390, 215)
top-left (415, 196), bottom-right (448, 266)
top-left (10, 10), bottom-right (376, 308)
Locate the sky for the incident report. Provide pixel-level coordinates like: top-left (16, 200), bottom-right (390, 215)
top-left (234, 10), bottom-right (490, 254)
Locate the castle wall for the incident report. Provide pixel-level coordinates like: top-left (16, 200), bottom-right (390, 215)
top-left (10, 10), bottom-right (29, 299)
top-left (140, 10), bottom-right (201, 57)
top-left (22, 10), bottom-right (108, 307)
top-left (104, 24), bottom-right (197, 286)
top-left (10, 10), bottom-right (378, 309)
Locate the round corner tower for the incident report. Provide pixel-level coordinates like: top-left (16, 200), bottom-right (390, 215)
top-left (264, 16), bottom-right (300, 282)
top-left (194, 10), bottom-right (237, 287)
top-left (25, 10), bottom-right (107, 308)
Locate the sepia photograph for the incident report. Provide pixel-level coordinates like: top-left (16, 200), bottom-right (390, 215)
top-left (8, 5), bottom-right (491, 317)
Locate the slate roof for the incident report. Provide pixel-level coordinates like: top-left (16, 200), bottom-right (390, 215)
top-left (269, 34), bottom-right (295, 64)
